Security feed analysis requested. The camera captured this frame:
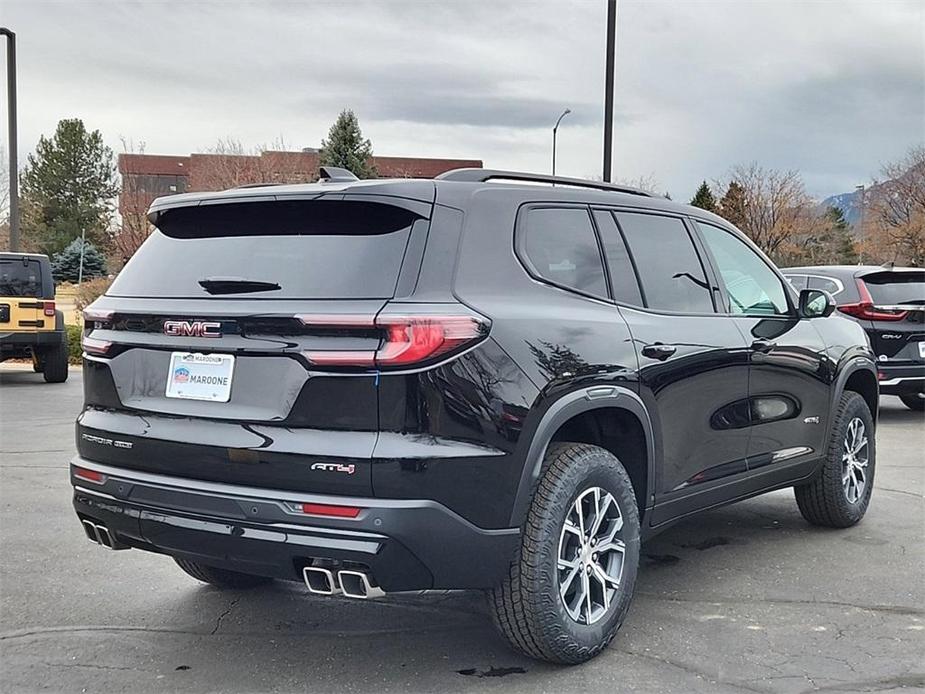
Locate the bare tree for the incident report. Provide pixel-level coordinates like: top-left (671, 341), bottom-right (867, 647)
top-left (193, 137), bottom-right (317, 191)
top-left (111, 138), bottom-right (155, 263)
top-left (863, 145), bottom-right (925, 265)
top-left (717, 163), bottom-right (816, 259)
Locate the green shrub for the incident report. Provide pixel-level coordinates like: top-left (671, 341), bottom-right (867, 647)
top-left (66, 323), bottom-right (83, 364)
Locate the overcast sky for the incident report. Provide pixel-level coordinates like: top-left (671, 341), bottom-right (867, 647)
top-left (2, 0), bottom-right (923, 200)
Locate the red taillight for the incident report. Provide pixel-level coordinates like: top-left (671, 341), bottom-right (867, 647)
top-left (83, 307), bottom-right (115, 325)
top-left (838, 279), bottom-right (909, 322)
top-left (299, 310), bottom-right (488, 368)
top-left (43, 301), bottom-right (55, 317)
top-left (73, 466), bottom-right (106, 484)
top-left (81, 335), bottom-right (112, 356)
top-left (299, 503), bottom-right (362, 518)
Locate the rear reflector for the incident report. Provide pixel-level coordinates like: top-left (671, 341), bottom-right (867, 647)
top-left (300, 310), bottom-right (489, 368)
top-left (43, 301), bottom-right (55, 317)
top-left (73, 467), bottom-right (106, 484)
top-left (299, 503), bottom-right (362, 518)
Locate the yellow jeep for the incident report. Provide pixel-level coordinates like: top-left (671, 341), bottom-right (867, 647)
top-left (0, 252), bottom-right (69, 382)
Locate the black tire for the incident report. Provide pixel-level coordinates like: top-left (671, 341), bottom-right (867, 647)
top-left (489, 442), bottom-right (640, 664)
top-left (899, 393), bottom-right (925, 412)
top-left (794, 391), bottom-right (875, 528)
top-left (174, 558), bottom-right (273, 589)
top-left (41, 339), bottom-right (69, 383)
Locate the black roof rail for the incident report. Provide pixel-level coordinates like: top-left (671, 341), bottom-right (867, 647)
top-left (435, 168), bottom-right (652, 197)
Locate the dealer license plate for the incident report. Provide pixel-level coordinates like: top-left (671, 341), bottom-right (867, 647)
top-left (165, 352), bottom-right (235, 402)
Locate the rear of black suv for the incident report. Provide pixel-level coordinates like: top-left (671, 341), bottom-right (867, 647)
top-left (72, 180), bottom-right (525, 596)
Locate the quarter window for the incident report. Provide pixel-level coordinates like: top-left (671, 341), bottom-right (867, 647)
top-left (520, 207), bottom-right (608, 299)
top-left (615, 212), bottom-right (714, 313)
top-left (695, 221), bottom-right (790, 316)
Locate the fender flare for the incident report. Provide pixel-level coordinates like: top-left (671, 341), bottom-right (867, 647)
top-left (828, 355), bottom-right (879, 436)
top-left (507, 385), bottom-right (656, 527)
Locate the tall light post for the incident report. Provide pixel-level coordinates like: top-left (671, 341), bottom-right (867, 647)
top-left (602, 0), bottom-right (617, 182)
top-left (552, 108), bottom-right (571, 176)
top-left (1, 28), bottom-right (19, 251)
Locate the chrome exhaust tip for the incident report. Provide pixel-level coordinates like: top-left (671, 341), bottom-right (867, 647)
top-left (337, 570), bottom-right (386, 599)
top-left (303, 566), bottom-right (340, 595)
top-left (80, 520), bottom-right (126, 550)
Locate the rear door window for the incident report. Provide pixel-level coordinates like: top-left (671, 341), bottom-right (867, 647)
top-left (108, 200), bottom-right (422, 299)
top-left (862, 271), bottom-right (925, 306)
top-left (807, 275), bottom-right (844, 296)
top-left (519, 207), bottom-right (608, 299)
top-left (785, 274), bottom-right (808, 291)
top-left (614, 212), bottom-right (714, 313)
top-left (0, 258), bottom-right (43, 297)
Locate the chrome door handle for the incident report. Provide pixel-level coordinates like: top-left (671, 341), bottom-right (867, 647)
top-left (751, 339), bottom-right (776, 353)
top-left (642, 343), bottom-right (677, 360)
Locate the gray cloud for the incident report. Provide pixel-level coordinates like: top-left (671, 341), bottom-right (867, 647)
top-left (2, 0), bottom-right (922, 200)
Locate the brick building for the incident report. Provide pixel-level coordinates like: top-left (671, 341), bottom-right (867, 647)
top-left (119, 150), bottom-right (483, 217)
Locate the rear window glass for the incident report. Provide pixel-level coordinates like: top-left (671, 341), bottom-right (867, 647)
top-left (519, 207), bottom-right (608, 299)
top-left (108, 200), bottom-right (421, 299)
top-left (0, 258), bottom-right (43, 297)
top-left (863, 271), bottom-right (925, 306)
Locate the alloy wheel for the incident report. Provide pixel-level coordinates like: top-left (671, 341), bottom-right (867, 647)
top-left (557, 487), bottom-right (626, 625)
top-left (842, 417), bottom-right (869, 504)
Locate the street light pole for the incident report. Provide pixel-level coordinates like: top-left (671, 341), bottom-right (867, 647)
top-left (552, 108), bottom-right (571, 176)
top-left (1, 28), bottom-right (19, 252)
top-left (602, 0), bottom-right (617, 182)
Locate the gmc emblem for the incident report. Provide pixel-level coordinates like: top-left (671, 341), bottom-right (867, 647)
top-left (163, 320), bottom-right (222, 337)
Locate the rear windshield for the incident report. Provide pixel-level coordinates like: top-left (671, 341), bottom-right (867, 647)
top-left (0, 258), bottom-right (43, 297)
top-left (108, 200), bottom-right (422, 299)
top-left (863, 271), bottom-right (925, 306)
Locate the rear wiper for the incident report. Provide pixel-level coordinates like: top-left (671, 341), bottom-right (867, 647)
top-left (198, 277), bottom-right (281, 295)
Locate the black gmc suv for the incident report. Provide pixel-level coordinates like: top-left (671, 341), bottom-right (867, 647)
top-left (72, 168), bottom-right (878, 664)
top-left (783, 265), bottom-right (924, 411)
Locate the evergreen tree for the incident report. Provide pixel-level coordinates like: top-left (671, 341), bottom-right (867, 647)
top-left (824, 206), bottom-right (858, 264)
top-left (717, 181), bottom-right (748, 228)
top-left (51, 238), bottom-right (107, 283)
top-left (318, 110), bottom-right (377, 179)
top-left (690, 181), bottom-right (717, 212)
top-left (20, 119), bottom-right (118, 257)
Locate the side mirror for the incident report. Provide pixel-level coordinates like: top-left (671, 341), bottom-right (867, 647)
top-left (799, 288), bottom-right (836, 318)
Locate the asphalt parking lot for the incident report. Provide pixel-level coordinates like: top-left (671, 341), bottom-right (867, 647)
top-left (1, 366), bottom-right (922, 694)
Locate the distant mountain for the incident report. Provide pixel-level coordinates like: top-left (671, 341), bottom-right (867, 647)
top-left (821, 189), bottom-right (863, 227)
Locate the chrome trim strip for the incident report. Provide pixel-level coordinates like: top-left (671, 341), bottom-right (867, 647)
top-left (879, 376), bottom-right (925, 386)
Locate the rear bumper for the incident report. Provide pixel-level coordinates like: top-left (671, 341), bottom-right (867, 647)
top-left (0, 330), bottom-right (64, 348)
top-left (877, 365), bottom-right (925, 395)
top-left (70, 458), bottom-right (519, 592)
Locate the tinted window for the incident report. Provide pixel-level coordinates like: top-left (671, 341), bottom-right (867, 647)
top-left (108, 200), bottom-right (420, 299)
top-left (615, 212), bottom-right (714, 313)
top-left (521, 207), bottom-right (608, 299)
top-left (785, 274), bottom-right (808, 291)
top-left (0, 258), bottom-right (43, 297)
top-left (807, 275), bottom-right (843, 296)
top-left (696, 222), bottom-right (789, 316)
top-left (862, 271), bottom-right (925, 305)
top-left (592, 210), bottom-right (643, 306)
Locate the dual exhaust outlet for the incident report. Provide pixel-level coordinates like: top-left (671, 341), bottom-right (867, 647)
top-left (81, 520), bottom-right (127, 550)
top-left (302, 566), bottom-right (385, 599)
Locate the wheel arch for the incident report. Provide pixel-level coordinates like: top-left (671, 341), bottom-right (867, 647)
top-left (833, 358), bottom-right (879, 432)
top-left (509, 387), bottom-right (655, 528)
